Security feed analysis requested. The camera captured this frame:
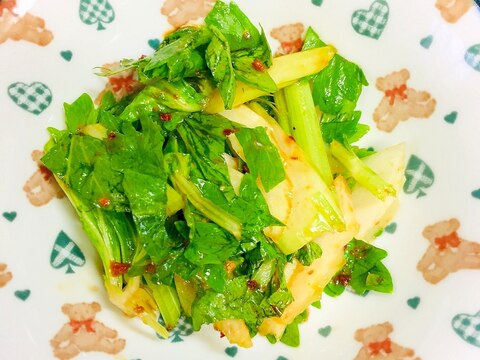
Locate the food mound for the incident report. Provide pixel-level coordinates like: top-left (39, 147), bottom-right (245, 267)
top-left (41, 1), bottom-right (405, 348)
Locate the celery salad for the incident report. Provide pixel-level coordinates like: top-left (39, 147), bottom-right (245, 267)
top-left (41, 1), bottom-right (405, 348)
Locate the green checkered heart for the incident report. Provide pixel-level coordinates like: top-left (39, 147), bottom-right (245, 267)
top-left (79, 0), bottom-right (115, 30)
top-left (157, 316), bottom-right (194, 342)
top-left (452, 312), bottom-right (480, 348)
top-left (351, 0), bottom-right (389, 39)
top-left (465, 44), bottom-right (480, 72)
top-left (50, 231), bottom-right (86, 273)
top-left (7, 82), bottom-right (52, 115)
top-left (403, 155), bottom-right (434, 198)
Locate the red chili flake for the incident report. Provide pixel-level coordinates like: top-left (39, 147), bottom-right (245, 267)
top-left (139, 55), bottom-right (147, 59)
top-left (247, 279), bottom-right (258, 290)
top-left (39, 165), bottom-right (53, 181)
top-left (98, 197), bottom-right (111, 208)
top-left (335, 274), bottom-right (351, 286)
top-left (252, 59), bottom-right (265, 72)
top-left (107, 131), bottom-right (116, 140)
top-left (220, 332), bottom-right (226, 338)
top-left (110, 261), bottom-right (131, 277)
top-left (134, 305), bottom-right (145, 314)
top-left (160, 113), bottom-right (172, 122)
top-left (145, 263), bottom-right (156, 274)
top-left (223, 128), bottom-right (236, 136)
top-left (242, 163), bottom-right (250, 173)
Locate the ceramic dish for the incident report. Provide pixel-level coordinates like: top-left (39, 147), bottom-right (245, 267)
top-left (1, 0), bottom-right (480, 359)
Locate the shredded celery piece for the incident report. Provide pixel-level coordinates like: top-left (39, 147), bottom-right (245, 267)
top-left (330, 140), bottom-right (396, 200)
top-left (284, 79), bottom-right (333, 184)
top-left (273, 90), bottom-right (292, 135)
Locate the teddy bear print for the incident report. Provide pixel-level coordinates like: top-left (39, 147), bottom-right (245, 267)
top-left (354, 322), bottom-right (420, 360)
top-left (417, 218), bottom-right (480, 284)
top-left (161, 0), bottom-right (217, 28)
top-left (95, 62), bottom-right (143, 104)
top-left (0, 263), bottom-right (12, 288)
top-left (373, 69), bottom-right (436, 132)
top-left (270, 23), bottom-right (305, 55)
top-left (0, 0), bottom-right (53, 46)
top-left (23, 150), bottom-right (64, 206)
top-left (435, 0), bottom-right (473, 23)
top-left (50, 302), bottom-right (126, 360)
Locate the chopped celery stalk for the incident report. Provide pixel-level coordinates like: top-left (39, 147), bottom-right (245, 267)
top-left (269, 47), bottom-right (336, 85)
top-left (311, 191), bottom-right (346, 232)
top-left (330, 140), bottom-right (396, 200)
top-left (147, 279), bottom-right (182, 330)
top-left (284, 80), bottom-right (333, 185)
top-left (205, 46), bottom-right (336, 113)
top-left (166, 184), bottom-right (185, 216)
top-left (273, 90), bottom-right (291, 135)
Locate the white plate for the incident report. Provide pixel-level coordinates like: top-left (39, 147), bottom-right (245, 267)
top-left (1, 1), bottom-right (480, 359)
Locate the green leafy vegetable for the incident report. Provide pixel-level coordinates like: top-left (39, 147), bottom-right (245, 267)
top-left (141, 27), bottom-right (212, 81)
top-left (206, 27), bottom-right (236, 109)
top-left (64, 93), bottom-right (99, 133)
top-left (325, 239), bottom-right (393, 297)
top-left (100, 1), bottom-right (278, 111)
top-left (232, 56), bottom-right (277, 93)
top-left (183, 222), bottom-right (239, 266)
top-left (295, 242), bottom-right (323, 267)
top-left (301, 27), bottom-right (370, 146)
top-left (321, 111), bottom-right (369, 145)
top-left (165, 152), bottom-right (243, 239)
top-left (312, 55), bottom-right (368, 117)
top-left (234, 126), bottom-right (285, 192)
top-left (303, 27), bottom-right (368, 119)
top-left (280, 310), bottom-right (308, 347)
top-left (204, 1), bottom-right (261, 51)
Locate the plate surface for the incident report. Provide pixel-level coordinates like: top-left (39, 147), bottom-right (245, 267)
top-left (1, 1), bottom-right (480, 359)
